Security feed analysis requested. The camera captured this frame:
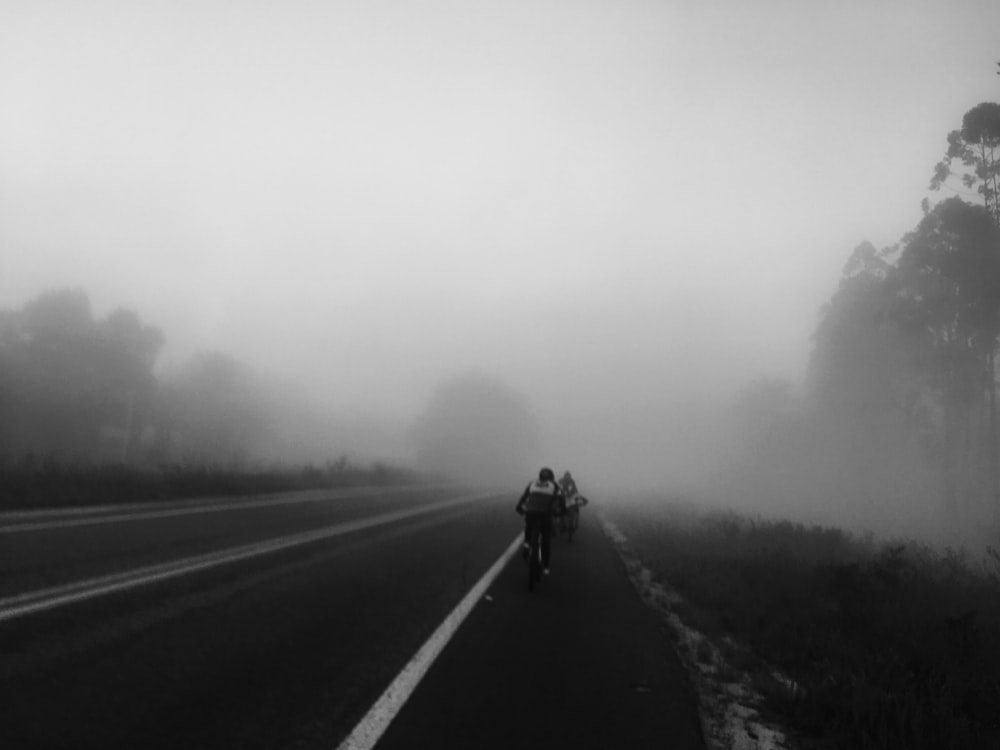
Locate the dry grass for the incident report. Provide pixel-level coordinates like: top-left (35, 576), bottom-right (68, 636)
top-left (607, 498), bottom-right (1000, 750)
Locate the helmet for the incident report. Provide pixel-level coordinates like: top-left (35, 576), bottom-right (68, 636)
top-left (539, 467), bottom-right (555, 482)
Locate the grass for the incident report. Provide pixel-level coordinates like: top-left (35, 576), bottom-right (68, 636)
top-left (607, 499), bottom-right (1000, 750)
top-left (0, 458), bottom-right (425, 512)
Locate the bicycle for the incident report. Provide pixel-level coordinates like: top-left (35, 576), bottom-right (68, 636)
top-left (519, 511), bottom-right (548, 592)
top-left (565, 504), bottom-right (579, 543)
top-left (565, 495), bottom-right (588, 543)
top-left (526, 520), bottom-right (543, 591)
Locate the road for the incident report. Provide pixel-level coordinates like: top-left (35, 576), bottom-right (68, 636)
top-left (0, 486), bottom-right (705, 750)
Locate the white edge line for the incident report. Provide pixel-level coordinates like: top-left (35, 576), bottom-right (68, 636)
top-left (0, 485), bottom-right (452, 533)
top-left (0, 492), bottom-right (499, 623)
top-left (0, 487), bottom-right (361, 522)
top-left (336, 533), bottom-right (522, 750)
top-left (0, 493), bottom-right (371, 533)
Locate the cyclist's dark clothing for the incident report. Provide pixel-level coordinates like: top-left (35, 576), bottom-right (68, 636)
top-left (516, 478), bottom-right (564, 514)
top-left (516, 478), bottom-right (564, 569)
top-left (522, 511), bottom-right (554, 568)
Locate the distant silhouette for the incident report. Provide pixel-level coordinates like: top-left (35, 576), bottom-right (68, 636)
top-left (410, 372), bottom-right (542, 486)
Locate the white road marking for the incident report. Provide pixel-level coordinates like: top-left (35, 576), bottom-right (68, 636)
top-left (336, 534), bottom-right (522, 750)
top-left (0, 491), bottom-right (497, 624)
top-left (0, 485), bottom-right (442, 533)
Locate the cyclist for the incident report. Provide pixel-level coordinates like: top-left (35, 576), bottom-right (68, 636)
top-left (559, 470), bottom-right (578, 498)
top-left (559, 470), bottom-right (588, 534)
top-left (515, 467), bottom-right (565, 575)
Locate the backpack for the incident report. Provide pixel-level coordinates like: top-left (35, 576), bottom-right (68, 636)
top-left (523, 479), bottom-right (558, 512)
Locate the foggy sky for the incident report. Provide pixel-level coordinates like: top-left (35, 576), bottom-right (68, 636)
top-left (3, 0), bottom-right (1000, 487)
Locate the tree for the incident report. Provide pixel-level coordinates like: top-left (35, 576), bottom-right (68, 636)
top-left (409, 371), bottom-right (542, 486)
top-left (21, 288), bottom-right (94, 336)
top-left (801, 243), bottom-right (944, 524)
top-left (890, 198), bottom-right (1000, 510)
top-left (930, 102), bottom-right (1000, 509)
top-left (100, 308), bottom-right (165, 372)
top-left (160, 352), bottom-right (271, 466)
top-left (803, 218), bottom-right (1000, 528)
top-left (0, 289), bottom-right (165, 463)
top-left (930, 102), bottom-right (1000, 223)
top-left (810, 242), bottom-right (904, 416)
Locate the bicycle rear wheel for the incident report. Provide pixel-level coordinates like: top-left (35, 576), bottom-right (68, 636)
top-left (528, 527), bottom-right (541, 592)
top-left (567, 507), bottom-right (579, 543)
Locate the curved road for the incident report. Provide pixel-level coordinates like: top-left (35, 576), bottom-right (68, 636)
top-left (0, 486), bottom-right (705, 749)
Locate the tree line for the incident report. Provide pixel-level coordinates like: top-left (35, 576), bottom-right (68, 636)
top-left (0, 288), bottom-right (306, 467)
top-left (727, 101), bottom-right (1000, 538)
top-left (0, 287), bottom-right (540, 487)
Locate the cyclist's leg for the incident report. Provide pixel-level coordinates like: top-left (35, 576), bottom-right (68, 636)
top-left (524, 513), bottom-right (538, 545)
top-left (525, 514), bottom-right (542, 588)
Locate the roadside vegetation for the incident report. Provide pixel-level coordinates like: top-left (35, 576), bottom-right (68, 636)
top-left (0, 290), bottom-right (532, 495)
top-left (715, 99), bottom-right (1000, 547)
top-left (608, 499), bottom-right (1000, 750)
top-left (0, 289), bottom-right (433, 512)
top-left (0, 459), bottom-right (424, 513)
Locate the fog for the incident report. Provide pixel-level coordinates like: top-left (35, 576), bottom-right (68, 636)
top-left (4, 1), bottom-right (1000, 545)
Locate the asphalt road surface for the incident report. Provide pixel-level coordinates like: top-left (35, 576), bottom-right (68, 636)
top-left (0, 486), bottom-right (705, 750)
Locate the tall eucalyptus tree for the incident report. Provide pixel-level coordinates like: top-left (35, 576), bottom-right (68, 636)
top-left (930, 102), bottom-right (1000, 510)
